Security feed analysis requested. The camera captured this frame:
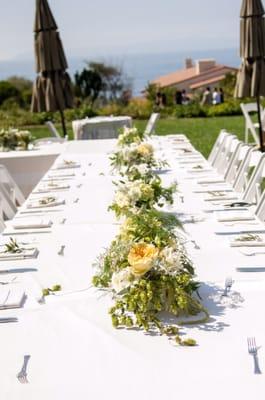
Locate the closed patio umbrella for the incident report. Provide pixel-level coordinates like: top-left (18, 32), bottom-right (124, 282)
top-left (235, 0), bottom-right (265, 152)
top-left (31, 0), bottom-right (73, 137)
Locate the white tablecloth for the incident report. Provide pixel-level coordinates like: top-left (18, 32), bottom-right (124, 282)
top-left (0, 138), bottom-right (265, 399)
top-left (0, 143), bottom-right (67, 196)
top-left (72, 116), bottom-right (132, 140)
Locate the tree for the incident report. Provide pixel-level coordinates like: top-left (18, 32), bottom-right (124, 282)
top-left (86, 61), bottom-right (131, 102)
top-left (220, 72), bottom-right (237, 98)
top-left (0, 81), bottom-right (19, 106)
top-left (74, 69), bottom-right (102, 104)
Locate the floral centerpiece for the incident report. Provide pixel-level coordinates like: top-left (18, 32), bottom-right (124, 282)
top-left (0, 128), bottom-right (34, 151)
top-left (110, 176), bottom-right (176, 218)
top-left (92, 126), bottom-right (208, 346)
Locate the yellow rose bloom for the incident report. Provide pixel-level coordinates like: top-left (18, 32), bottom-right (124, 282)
top-left (137, 143), bottom-right (154, 157)
top-left (128, 243), bottom-right (159, 276)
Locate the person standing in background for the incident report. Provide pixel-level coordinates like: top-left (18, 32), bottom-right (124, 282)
top-left (212, 87), bottom-right (221, 105)
top-left (219, 88), bottom-right (224, 103)
top-left (175, 90), bottom-right (182, 105)
top-left (201, 87), bottom-right (212, 105)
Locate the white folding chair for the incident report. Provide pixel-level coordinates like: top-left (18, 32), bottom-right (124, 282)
top-left (213, 135), bottom-right (237, 174)
top-left (0, 182), bottom-right (17, 220)
top-left (255, 189), bottom-right (265, 221)
top-left (232, 146), bottom-right (255, 192)
top-left (240, 103), bottom-right (262, 145)
top-left (223, 141), bottom-right (245, 184)
top-left (208, 130), bottom-right (229, 165)
top-left (45, 121), bottom-right (62, 138)
top-left (242, 153), bottom-right (265, 203)
top-left (0, 197), bottom-right (6, 232)
top-left (144, 113), bottom-right (160, 135)
top-left (0, 165), bottom-right (25, 206)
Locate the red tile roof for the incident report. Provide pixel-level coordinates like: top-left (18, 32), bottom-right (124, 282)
top-left (152, 64), bottom-right (237, 89)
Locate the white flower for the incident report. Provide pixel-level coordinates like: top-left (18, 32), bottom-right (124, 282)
top-left (111, 268), bottom-right (133, 293)
top-left (135, 164), bottom-right (148, 175)
top-left (115, 191), bottom-right (130, 208)
top-left (160, 246), bottom-right (183, 274)
top-left (127, 181), bottom-right (142, 202)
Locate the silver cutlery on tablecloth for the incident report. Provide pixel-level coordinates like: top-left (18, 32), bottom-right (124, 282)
top-left (58, 245), bottom-right (66, 256)
top-left (221, 276), bottom-right (233, 297)
top-left (247, 337), bottom-right (262, 374)
top-left (17, 355), bottom-right (31, 383)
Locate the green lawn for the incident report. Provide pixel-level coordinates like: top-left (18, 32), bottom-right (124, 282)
top-left (25, 115), bottom-right (246, 158)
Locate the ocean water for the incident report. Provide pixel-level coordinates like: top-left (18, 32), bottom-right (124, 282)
top-left (0, 48), bottom-right (241, 96)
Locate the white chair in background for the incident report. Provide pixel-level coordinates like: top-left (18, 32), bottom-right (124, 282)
top-left (144, 113), bottom-right (160, 135)
top-left (0, 183), bottom-right (17, 220)
top-left (33, 121), bottom-right (67, 146)
top-left (240, 103), bottom-right (264, 145)
top-left (0, 165), bottom-right (25, 207)
top-left (45, 121), bottom-right (62, 139)
top-left (242, 153), bottom-right (265, 204)
top-left (232, 147), bottom-right (256, 192)
top-left (255, 189), bottom-right (265, 221)
top-left (208, 130), bottom-right (229, 165)
top-left (212, 134), bottom-right (237, 174)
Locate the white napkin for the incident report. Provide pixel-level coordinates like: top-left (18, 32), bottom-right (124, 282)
top-left (27, 198), bottom-right (65, 209)
top-left (48, 172), bottom-right (75, 178)
top-left (204, 193), bottom-right (238, 202)
top-left (231, 240), bottom-right (265, 247)
top-left (0, 286), bottom-right (25, 309)
top-left (193, 186), bottom-right (232, 193)
top-left (216, 211), bottom-right (255, 222)
top-left (12, 218), bottom-right (53, 229)
top-left (0, 247), bottom-right (38, 261)
top-left (54, 162), bottom-right (81, 170)
top-left (187, 168), bottom-right (214, 174)
top-left (197, 178), bottom-right (225, 185)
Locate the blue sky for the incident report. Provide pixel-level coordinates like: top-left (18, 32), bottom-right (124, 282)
top-left (1, 0), bottom-right (244, 61)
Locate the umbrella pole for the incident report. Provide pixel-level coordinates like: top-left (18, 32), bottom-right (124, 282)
top-left (257, 96), bottom-right (264, 152)
top-left (59, 109), bottom-right (67, 138)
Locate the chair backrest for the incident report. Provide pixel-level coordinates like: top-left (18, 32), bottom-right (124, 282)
top-left (45, 121), bottom-right (61, 138)
top-left (255, 189), bottom-right (265, 220)
top-left (223, 141), bottom-right (244, 183)
top-left (208, 130), bottom-right (229, 165)
top-left (242, 153), bottom-right (265, 203)
top-left (213, 134), bottom-right (236, 174)
top-left (0, 182), bottom-right (17, 220)
top-left (144, 113), bottom-right (160, 135)
top-left (0, 198), bottom-right (6, 232)
top-left (0, 165), bottom-right (25, 206)
top-left (240, 103), bottom-right (261, 145)
top-left (232, 146), bottom-right (255, 192)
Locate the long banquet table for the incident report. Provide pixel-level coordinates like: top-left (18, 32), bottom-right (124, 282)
top-left (1, 137), bottom-right (265, 399)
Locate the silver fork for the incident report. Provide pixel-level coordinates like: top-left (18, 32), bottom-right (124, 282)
top-left (222, 276), bottom-right (233, 297)
top-left (239, 250), bottom-right (265, 257)
top-left (17, 355), bottom-right (31, 384)
top-left (58, 245), bottom-right (65, 256)
top-left (247, 337), bottom-right (262, 374)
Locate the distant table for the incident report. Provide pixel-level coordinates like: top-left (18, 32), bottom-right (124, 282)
top-left (0, 143), bottom-right (67, 196)
top-left (72, 116), bottom-right (132, 140)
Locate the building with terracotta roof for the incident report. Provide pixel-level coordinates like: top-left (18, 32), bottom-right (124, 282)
top-left (152, 59), bottom-right (237, 93)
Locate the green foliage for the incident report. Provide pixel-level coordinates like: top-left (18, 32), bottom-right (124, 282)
top-left (74, 68), bottom-right (102, 104)
top-left (0, 81), bottom-right (20, 106)
top-left (86, 61), bottom-right (132, 102)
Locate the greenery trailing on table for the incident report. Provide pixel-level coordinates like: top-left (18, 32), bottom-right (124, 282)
top-left (92, 126), bottom-right (208, 345)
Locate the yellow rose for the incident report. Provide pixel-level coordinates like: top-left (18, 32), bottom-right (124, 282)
top-left (137, 143), bottom-right (153, 157)
top-left (128, 243), bottom-right (159, 276)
